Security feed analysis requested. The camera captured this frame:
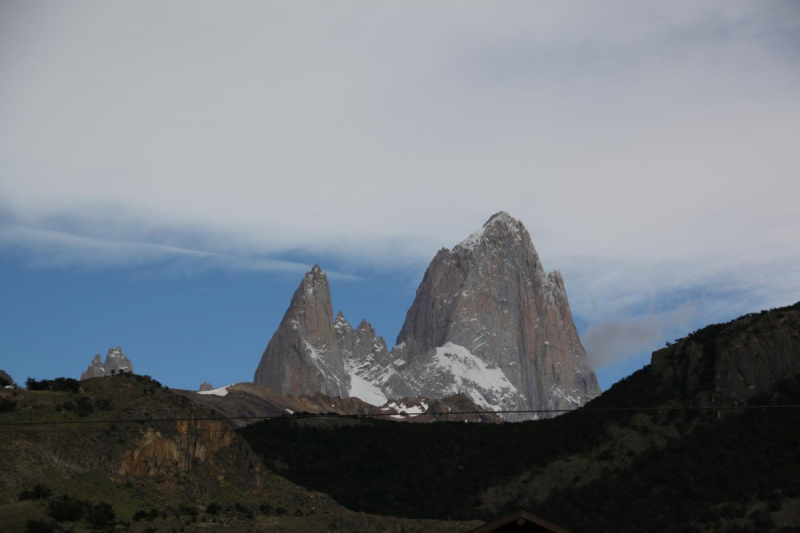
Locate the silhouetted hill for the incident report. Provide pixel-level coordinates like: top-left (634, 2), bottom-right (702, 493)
top-left (239, 301), bottom-right (800, 532)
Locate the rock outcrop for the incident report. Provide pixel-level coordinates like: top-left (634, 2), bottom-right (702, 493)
top-left (0, 370), bottom-right (13, 387)
top-left (80, 347), bottom-right (134, 380)
top-left (651, 301), bottom-right (800, 406)
top-left (199, 382), bottom-right (214, 392)
top-left (254, 266), bottom-right (349, 398)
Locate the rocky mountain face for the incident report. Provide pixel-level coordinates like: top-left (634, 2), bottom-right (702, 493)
top-left (335, 312), bottom-right (418, 404)
top-left (80, 346), bottom-right (134, 380)
top-left (254, 212), bottom-right (600, 419)
top-left (254, 266), bottom-right (349, 398)
top-left (388, 212), bottom-right (600, 417)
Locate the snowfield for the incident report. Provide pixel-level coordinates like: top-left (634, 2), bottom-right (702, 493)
top-left (196, 385), bottom-right (230, 397)
top-left (432, 342), bottom-right (521, 411)
top-left (349, 373), bottom-right (388, 406)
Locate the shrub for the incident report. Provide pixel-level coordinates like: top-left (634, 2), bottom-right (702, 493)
top-left (23, 520), bottom-right (56, 533)
top-left (47, 495), bottom-right (88, 521)
top-left (85, 502), bottom-right (116, 528)
top-left (26, 377), bottom-right (80, 393)
top-left (133, 508), bottom-right (161, 521)
top-left (74, 396), bottom-right (95, 417)
top-left (95, 398), bottom-right (113, 410)
top-left (258, 502), bottom-right (289, 516)
top-left (205, 502), bottom-right (221, 515)
top-left (234, 502), bottom-right (254, 519)
top-left (0, 397), bottom-right (17, 412)
top-left (178, 504), bottom-right (199, 517)
top-left (0, 376), bottom-right (11, 387)
top-left (18, 484), bottom-right (52, 501)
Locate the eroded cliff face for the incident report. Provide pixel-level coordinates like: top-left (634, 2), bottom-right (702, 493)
top-left (0, 374), bottom-right (273, 507)
top-left (254, 266), bottom-right (350, 398)
top-left (388, 212), bottom-right (600, 417)
top-left (651, 303), bottom-right (800, 406)
top-left (120, 419), bottom-right (238, 477)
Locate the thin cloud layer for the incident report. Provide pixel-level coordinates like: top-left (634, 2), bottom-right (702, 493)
top-left (1, 1), bottom-right (799, 369)
top-left (0, 225), bottom-right (358, 279)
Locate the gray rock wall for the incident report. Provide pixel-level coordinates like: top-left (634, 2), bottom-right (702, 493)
top-left (391, 212), bottom-right (600, 417)
top-left (254, 266), bottom-right (349, 398)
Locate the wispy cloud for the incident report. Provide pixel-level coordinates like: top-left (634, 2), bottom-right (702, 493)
top-left (0, 225), bottom-right (358, 280)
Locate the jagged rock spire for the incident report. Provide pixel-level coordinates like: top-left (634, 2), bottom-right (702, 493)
top-left (254, 265), bottom-right (349, 398)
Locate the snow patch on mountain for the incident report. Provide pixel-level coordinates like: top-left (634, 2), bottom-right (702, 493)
top-left (349, 373), bottom-right (388, 406)
top-left (197, 385), bottom-right (230, 397)
top-left (387, 400), bottom-right (428, 418)
top-left (431, 343), bottom-right (521, 411)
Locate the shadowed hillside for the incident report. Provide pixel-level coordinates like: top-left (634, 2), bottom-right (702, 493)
top-left (240, 302), bottom-right (800, 532)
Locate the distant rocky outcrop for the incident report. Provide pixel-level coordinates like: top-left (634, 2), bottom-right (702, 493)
top-left (0, 370), bottom-right (13, 387)
top-left (80, 347), bottom-right (134, 380)
top-left (199, 382), bottom-right (214, 392)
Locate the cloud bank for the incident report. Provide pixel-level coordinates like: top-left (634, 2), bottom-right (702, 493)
top-left (1, 1), bottom-right (799, 369)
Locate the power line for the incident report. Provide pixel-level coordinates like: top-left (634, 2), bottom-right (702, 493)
top-left (2, 403), bottom-right (800, 428)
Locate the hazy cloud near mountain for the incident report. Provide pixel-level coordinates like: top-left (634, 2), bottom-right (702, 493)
top-left (1, 1), bottom-right (799, 367)
top-left (583, 303), bottom-right (697, 370)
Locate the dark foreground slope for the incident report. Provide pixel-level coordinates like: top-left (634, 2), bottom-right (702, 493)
top-left (0, 374), bottom-right (479, 532)
top-left (239, 302), bottom-right (800, 532)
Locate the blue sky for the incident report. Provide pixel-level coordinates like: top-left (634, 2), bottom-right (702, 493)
top-left (0, 254), bottom-right (413, 388)
top-left (1, 2), bottom-right (799, 391)
top-left (1, 243), bottom-right (796, 391)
